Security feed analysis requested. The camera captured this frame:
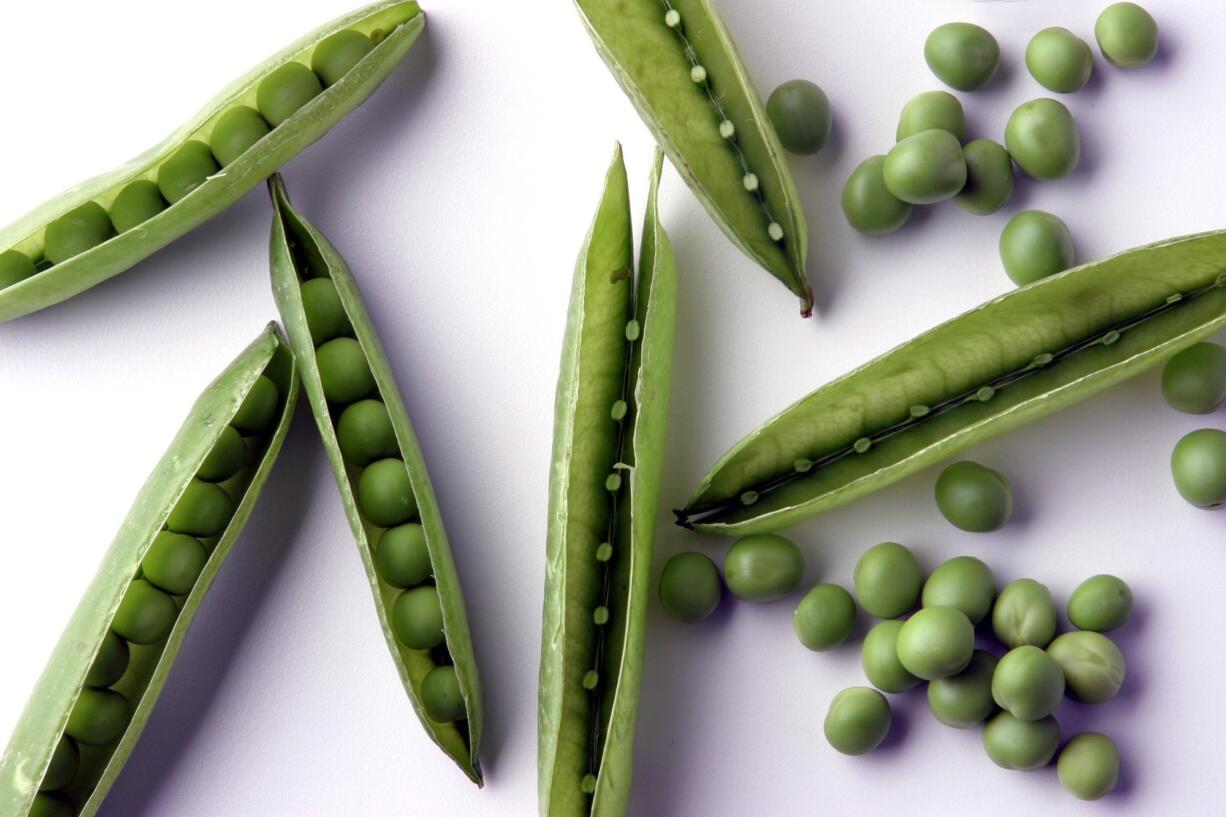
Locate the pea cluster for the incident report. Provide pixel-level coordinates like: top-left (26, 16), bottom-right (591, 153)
top-left (1161, 341), bottom-right (1226, 509)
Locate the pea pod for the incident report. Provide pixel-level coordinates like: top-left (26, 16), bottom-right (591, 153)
top-left (572, 0), bottom-right (810, 315)
top-left (678, 230), bottom-right (1226, 534)
top-left (0, 325), bottom-right (298, 817)
top-left (0, 1), bottom-right (425, 323)
top-left (267, 174), bottom-right (483, 784)
top-left (538, 145), bottom-right (678, 817)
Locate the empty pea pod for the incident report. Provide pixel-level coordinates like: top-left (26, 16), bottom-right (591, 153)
top-left (571, 0), bottom-right (810, 316)
top-left (677, 231), bottom-right (1226, 533)
top-left (0, 325), bottom-right (297, 817)
top-left (266, 174), bottom-right (483, 784)
top-left (0, 1), bottom-right (425, 323)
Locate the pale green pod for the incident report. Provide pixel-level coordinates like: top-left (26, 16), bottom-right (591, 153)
top-left (0, 326), bottom-right (297, 817)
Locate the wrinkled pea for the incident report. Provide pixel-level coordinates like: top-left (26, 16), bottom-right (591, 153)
top-left (954, 139), bottom-right (1013, 215)
top-left (896, 91), bottom-right (966, 141)
top-left (722, 533), bottom-right (804, 603)
top-left (766, 79), bottom-right (831, 155)
top-left (84, 630), bottom-right (130, 689)
top-left (317, 337), bottom-right (376, 403)
top-left (928, 650), bottom-right (998, 728)
top-left (0, 249), bottom-right (37, 289)
top-left (1161, 342), bottom-right (1226, 414)
top-left (40, 736), bottom-right (79, 792)
top-left (883, 129), bottom-right (967, 205)
top-left (999, 210), bottom-right (1074, 287)
top-left (337, 399), bottom-right (398, 465)
top-left (934, 461), bottom-right (1013, 531)
top-left (312, 29), bottom-right (376, 87)
top-left (1067, 574), bottom-right (1132, 632)
top-left (44, 202), bottom-right (114, 265)
top-left (823, 687), bottom-right (891, 755)
top-left (1048, 631), bottom-right (1125, 704)
top-left (65, 687), bottom-right (131, 746)
top-left (357, 458), bottom-right (417, 527)
top-left (923, 22), bottom-right (999, 91)
top-left (1026, 28), bottom-right (1093, 93)
top-left (659, 551), bottom-right (722, 622)
top-left (861, 620), bottom-right (921, 693)
top-left (109, 180), bottom-right (168, 234)
top-left (992, 645), bottom-right (1065, 721)
top-left (29, 792), bottom-right (74, 817)
top-left (922, 555), bottom-right (995, 624)
top-left (142, 531), bottom-right (208, 595)
top-left (993, 578), bottom-right (1058, 648)
top-left (853, 541), bottom-right (922, 619)
top-left (111, 579), bottom-right (178, 645)
top-left (166, 479), bottom-right (235, 537)
top-left (231, 375), bottom-right (280, 434)
top-left (896, 606), bottom-right (974, 680)
top-left (392, 585), bottom-right (445, 650)
top-left (1005, 99), bottom-right (1080, 180)
top-left (197, 425), bottom-right (246, 482)
top-left (421, 665), bottom-right (467, 723)
top-left (257, 62), bottom-right (324, 126)
top-left (1058, 732), bottom-right (1120, 800)
top-left (1170, 428), bottom-right (1226, 508)
top-left (792, 583), bottom-right (855, 651)
top-left (210, 106), bottom-right (272, 167)
top-left (841, 156), bottom-right (912, 236)
top-left (301, 276), bottom-right (353, 344)
top-left (376, 523), bottom-right (432, 588)
top-left (157, 140), bottom-right (219, 204)
top-left (1096, 2), bottom-right (1158, 68)
top-left (983, 711), bottom-right (1061, 770)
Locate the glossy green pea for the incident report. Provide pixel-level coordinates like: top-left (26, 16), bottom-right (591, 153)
top-left (357, 457), bottom-right (417, 527)
top-left (1161, 341), bottom-right (1226, 414)
top-left (841, 156), bottom-right (912, 236)
top-left (928, 650), bottom-right (998, 728)
top-left (1171, 428), bottom-right (1226, 508)
top-left (316, 337), bottom-right (376, 403)
top-left (1048, 631), bottom-right (1125, 704)
top-left (883, 129), bottom-right (967, 205)
top-left (924, 22), bottom-right (999, 91)
top-left (983, 711), bottom-right (1061, 770)
top-left (992, 645), bottom-right (1065, 721)
top-left (43, 202), bottom-right (114, 265)
top-left (1058, 733), bottom-right (1120, 800)
top-left (0, 249), bottom-right (37, 289)
top-left (421, 665), bottom-right (467, 723)
top-left (142, 531), bottom-right (208, 595)
top-left (896, 606), bottom-right (974, 681)
top-left (231, 374), bottom-right (280, 435)
top-left (1096, 2), bottom-right (1158, 68)
top-left (824, 687), bottom-right (891, 755)
top-left (954, 139), bottom-right (1013, 215)
top-left (853, 542), bottom-right (922, 619)
top-left (1067, 574), bottom-right (1132, 632)
top-left (1005, 99), bottom-right (1080, 180)
top-left (257, 62), bottom-right (324, 127)
top-left (1026, 28), bottom-right (1093, 93)
top-left (84, 631), bottom-right (130, 688)
top-left (209, 106), bottom-right (272, 167)
top-left (157, 140), bottom-right (219, 204)
top-left (312, 29), bottom-right (377, 86)
top-left (392, 585), bottom-right (445, 650)
top-left (659, 551), bottom-right (722, 622)
top-left (336, 399), bottom-right (398, 465)
top-left (766, 79), bottom-right (830, 155)
top-left (922, 555), bottom-right (995, 624)
top-left (29, 792), bottom-right (74, 817)
top-left (722, 533), bottom-right (804, 603)
top-left (999, 210), bottom-right (1074, 286)
top-left (896, 91), bottom-right (965, 141)
top-left (166, 479), bottom-right (235, 537)
top-left (301, 276), bottom-right (353, 344)
top-left (934, 461), bottom-right (1012, 531)
top-left (65, 688), bottom-right (131, 746)
top-left (111, 579), bottom-right (177, 645)
top-left (993, 579), bottom-right (1057, 649)
top-left (861, 620), bottom-right (921, 694)
top-left (109, 180), bottom-right (168, 234)
top-left (40, 736), bottom-right (78, 792)
top-left (376, 523), bottom-right (432, 588)
top-left (197, 425), bottom-right (246, 482)
top-left (792, 583), bottom-right (855, 651)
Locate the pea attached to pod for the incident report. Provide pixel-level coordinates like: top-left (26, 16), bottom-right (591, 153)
top-left (109, 180), bottom-right (168, 234)
top-left (421, 665), bottom-right (467, 723)
top-left (357, 458), bottom-right (418, 527)
top-left (392, 585), bottom-right (446, 650)
top-left (196, 425), bottom-right (247, 483)
top-left (166, 479), bottom-right (235, 537)
top-left (157, 140), bottom-right (219, 204)
top-left (316, 337), bottom-right (376, 403)
top-left (231, 375), bottom-right (280, 435)
top-left (40, 736), bottom-right (79, 792)
top-left (65, 688), bottom-right (131, 746)
top-left (336, 399), bottom-right (399, 465)
top-left (312, 29), bottom-right (376, 87)
top-left (376, 523), bottom-right (433, 589)
top-left (301, 276), bottom-right (354, 345)
top-left (111, 579), bottom-right (178, 645)
top-left (210, 106), bottom-right (272, 167)
top-left (257, 62), bottom-right (324, 127)
top-left (85, 631), bottom-right (130, 689)
top-left (44, 202), bottom-right (114, 265)
top-left (0, 249), bottom-right (37, 289)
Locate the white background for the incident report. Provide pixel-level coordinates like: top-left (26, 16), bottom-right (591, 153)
top-left (1, 1), bottom-right (1224, 815)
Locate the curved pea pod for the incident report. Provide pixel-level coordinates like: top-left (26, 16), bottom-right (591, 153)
top-left (0, 1), bottom-right (425, 323)
top-left (0, 325), bottom-right (298, 817)
top-left (267, 174), bottom-right (483, 784)
top-left (678, 230), bottom-right (1226, 534)
top-left (538, 145), bottom-right (678, 817)
top-left (573, 0), bottom-right (811, 316)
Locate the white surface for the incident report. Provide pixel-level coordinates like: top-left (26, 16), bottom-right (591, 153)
top-left (1, 1), bottom-right (1224, 815)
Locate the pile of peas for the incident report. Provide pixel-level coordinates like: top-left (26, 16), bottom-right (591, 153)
top-left (0, 29), bottom-right (379, 292)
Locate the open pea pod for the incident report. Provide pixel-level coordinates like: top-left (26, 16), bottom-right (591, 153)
top-left (677, 231), bottom-right (1226, 534)
top-left (539, 145), bottom-right (678, 817)
top-left (0, 324), bottom-right (298, 817)
top-left (572, 0), bottom-right (811, 315)
top-left (267, 174), bottom-right (483, 784)
top-left (0, 1), bottom-right (425, 323)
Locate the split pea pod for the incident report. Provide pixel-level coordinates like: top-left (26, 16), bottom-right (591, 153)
top-left (572, 0), bottom-right (811, 315)
top-left (0, 1), bottom-right (425, 323)
top-left (267, 174), bottom-right (483, 784)
top-left (677, 230), bottom-right (1226, 534)
top-left (0, 325), bottom-right (297, 817)
top-left (538, 145), bottom-right (678, 817)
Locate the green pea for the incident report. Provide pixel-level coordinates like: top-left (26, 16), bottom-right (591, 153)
top-left (392, 585), bottom-right (445, 650)
top-left (312, 29), bottom-right (376, 87)
top-left (210, 105), bottom-right (272, 167)
top-left (1161, 341), bottom-right (1226, 414)
top-left (257, 62), bottom-right (324, 126)
top-left (357, 457), bottom-right (418, 527)
top-left (882, 129), bottom-right (967, 205)
top-left (792, 583), bottom-right (855, 651)
top-left (111, 579), bottom-right (178, 644)
top-left (376, 523), bottom-right (433, 588)
top-left (896, 606), bottom-right (974, 681)
top-left (1026, 27), bottom-right (1093, 93)
top-left (861, 620), bottom-right (921, 694)
top-left (65, 687), bottom-right (131, 745)
top-left (157, 140), bottom-right (219, 204)
top-left (1058, 732), bottom-right (1120, 800)
top-left (928, 650), bottom-right (998, 728)
top-left (659, 551), bottom-right (722, 622)
top-left (853, 541), bottom-right (922, 619)
top-left (232, 375), bottom-right (280, 435)
top-left (1047, 631), bottom-right (1125, 704)
top-left (983, 711), bottom-right (1061, 770)
top-left (895, 91), bottom-right (966, 141)
top-left (142, 531), bottom-right (208, 595)
top-left (991, 645), bottom-right (1065, 721)
top-left (40, 736), bottom-right (79, 791)
top-left (923, 22), bottom-right (1000, 91)
top-left (1171, 428), bottom-right (1226, 508)
top-left (44, 201), bottom-right (114, 265)
top-left (1067, 574), bottom-right (1133, 632)
top-left (84, 630), bottom-right (129, 688)
top-left (954, 139), bottom-right (1013, 215)
top-left (999, 210), bottom-right (1074, 286)
top-left (108, 179), bottom-right (168, 234)
top-left (420, 665), bottom-right (467, 723)
top-left (993, 578), bottom-right (1058, 648)
top-left (301, 277), bottom-right (353, 345)
top-left (0, 249), bottom-right (37, 289)
top-left (337, 399), bottom-right (399, 465)
top-left (722, 533), bottom-right (804, 603)
top-left (841, 156), bottom-right (912, 235)
top-left (922, 555), bottom-right (995, 624)
top-left (766, 79), bottom-right (831, 155)
top-left (934, 460), bottom-right (1013, 531)
top-left (316, 337), bottom-right (376, 403)
top-left (823, 687), bottom-right (891, 755)
top-left (1004, 98), bottom-right (1080, 180)
top-left (197, 425), bottom-right (246, 482)
top-left (166, 479), bottom-right (235, 537)
top-left (1095, 2), bottom-right (1158, 68)
top-left (29, 792), bottom-right (74, 817)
